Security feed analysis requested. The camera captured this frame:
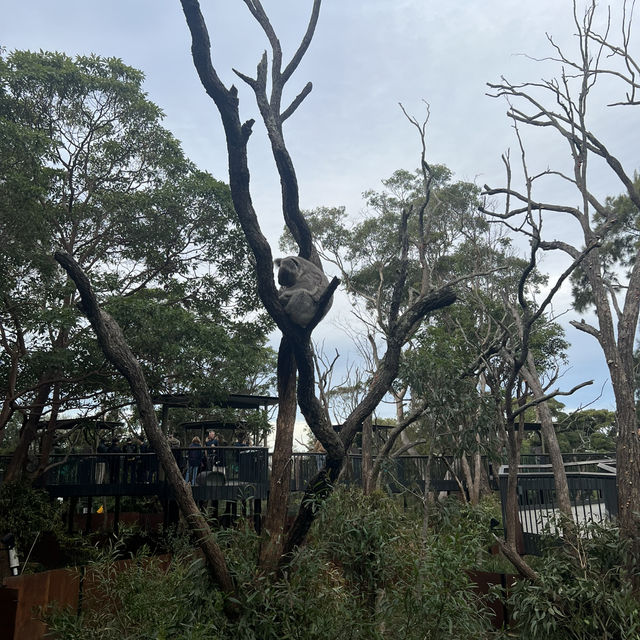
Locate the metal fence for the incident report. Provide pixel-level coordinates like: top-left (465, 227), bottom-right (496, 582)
top-left (0, 448), bottom-right (269, 501)
top-left (288, 453), bottom-right (485, 493)
top-left (498, 467), bottom-right (618, 555)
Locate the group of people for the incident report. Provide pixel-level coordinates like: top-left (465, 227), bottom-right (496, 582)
top-left (95, 436), bottom-right (157, 484)
top-left (181, 430), bottom-right (252, 486)
top-left (93, 430), bottom-right (253, 487)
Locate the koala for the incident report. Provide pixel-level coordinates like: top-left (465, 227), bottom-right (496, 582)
top-left (274, 256), bottom-right (333, 327)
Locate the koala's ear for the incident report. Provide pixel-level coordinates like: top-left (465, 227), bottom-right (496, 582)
top-left (274, 258), bottom-right (282, 268)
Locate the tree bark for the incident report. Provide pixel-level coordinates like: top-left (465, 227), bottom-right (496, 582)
top-left (520, 355), bottom-right (574, 523)
top-left (4, 378), bottom-right (52, 482)
top-left (361, 415), bottom-right (373, 495)
top-left (54, 252), bottom-right (238, 609)
top-left (258, 337), bottom-right (297, 571)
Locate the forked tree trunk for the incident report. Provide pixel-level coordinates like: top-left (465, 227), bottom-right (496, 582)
top-left (4, 379), bottom-right (52, 482)
top-left (179, 0), bottom-right (457, 565)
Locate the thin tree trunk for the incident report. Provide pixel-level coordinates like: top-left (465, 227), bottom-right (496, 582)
top-left (471, 442), bottom-right (483, 504)
top-left (4, 379), bottom-right (52, 482)
top-left (32, 384), bottom-right (63, 481)
top-left (421, 451), bottom-right (433, 542)
top-left (362, 415), bottom-right (373, 495)
top-left (504, 427), bottom-right (522, 551)
top-left (460, 453), bottom-right (475, 505)
top-left (521, 356), bottom-right (574, 524)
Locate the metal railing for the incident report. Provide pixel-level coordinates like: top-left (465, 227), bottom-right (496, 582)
top-left (498, 465), bottom-right (618, 555)
top-left (287, 453), bottom-right (489, 493)
top-left (519, 452), bottom-right (616, 465)
top-left (0, 448), bottom-right (269, 500)
top-left (1, 450), bottom-right (482, 495)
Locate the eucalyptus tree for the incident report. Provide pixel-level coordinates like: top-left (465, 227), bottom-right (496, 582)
top-left (484, 0), bottom-right (640, 555)
top-left (0, 50), bottom-right (273, 481)
top-left (288, 162), bottom-right (513, 495)
top-left (290, 161), bottom-right (485, 413)
top-left (177, 0), bottom-right (456, 575)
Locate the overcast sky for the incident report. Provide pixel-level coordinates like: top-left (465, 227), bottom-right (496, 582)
top-left (4, 0), bottom-right (638, 415)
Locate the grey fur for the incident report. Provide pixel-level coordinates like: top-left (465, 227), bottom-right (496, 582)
top-left (274, 256), bottom-right (333, 327)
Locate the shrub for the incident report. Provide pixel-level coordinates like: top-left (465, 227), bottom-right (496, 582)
top-left (48, 542), bottom-right (225, 640)
top-left (508, 521), bottom-right (640, 640)
top-left (0, 482), bottom-right (67, 564)
top-left (48, 489), bottom-right (497, 639)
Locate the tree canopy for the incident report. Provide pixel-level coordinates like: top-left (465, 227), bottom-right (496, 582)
top-left (0, 50), bottom-right (274, 461)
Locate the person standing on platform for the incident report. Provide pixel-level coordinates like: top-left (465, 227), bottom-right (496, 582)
top-left (186, 436), bottom-right (204, 486)
top-left (108, 438), bottom-right (121, 484)
top-left (96, 438), bottom-right (108, 483)
top-left (168, 433), bottom-right (183, 474)
top-left (205, 430), bottom-right (219, 469)
top-left (122, 437), bottom-right (139, 484)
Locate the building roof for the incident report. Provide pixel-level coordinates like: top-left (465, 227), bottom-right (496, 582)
top-left (152, 393), bottom-right (278, 410)
top-left (37, 418), bottom-right (122, 431)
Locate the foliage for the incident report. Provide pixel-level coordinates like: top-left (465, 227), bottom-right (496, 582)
top-left (401, 313), bottom-right (498, 459)
top-left (0, 49), bottom-right (274, 455)
top-left (0, 482), bottom-right (62, 555)
top-left (508, 522), bottom-right (640, 639)
top-left (47, 489), bottom-right (496, 639)
top-left (520, 403), bottom-right (617, 454)
top-left (555, 409), bottom-right (617, 453)
top-left (571, 173), bottom-right (640, 313)
top-left (283, 166), bottom-right (483, 320)
top-left (425, 494), bottom-right (502, 554)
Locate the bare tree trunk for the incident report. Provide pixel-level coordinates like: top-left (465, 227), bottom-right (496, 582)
top-left (4, 378), bottom-right (52, 482)
top-left (421, 451), bottom-right (433, 542)
top-left (460, 453), bottom-right (476, 505)
top-left (259, 337), bottom-right (296, 571)
top-left (520, 355), bottom-right (574, 523)
top-left (362, 415), bottom-right (373, 495)
top-left (471, 440), bottom-right (483, 504)
top-left (504, 427), bottom-right (522, 551)
top-left (54, 252), bottom-right (238, 610)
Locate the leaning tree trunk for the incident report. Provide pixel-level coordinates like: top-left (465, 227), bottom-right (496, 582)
top-left (520, 355), bottom-right (574, 525)
top-left (54, 252), bottom-right (238, 611)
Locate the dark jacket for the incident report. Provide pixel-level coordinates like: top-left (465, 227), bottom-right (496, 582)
top-left (188, 443), bottom-right (204, 467)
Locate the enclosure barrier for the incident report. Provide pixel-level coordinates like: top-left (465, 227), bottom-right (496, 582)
top-left (498, 461), bottom-right (618, 555)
